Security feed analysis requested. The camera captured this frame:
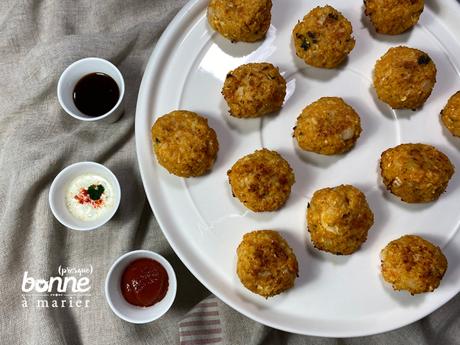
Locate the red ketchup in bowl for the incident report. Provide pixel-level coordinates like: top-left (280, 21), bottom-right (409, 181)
top-left (120, 258), bottom-right (169, 307)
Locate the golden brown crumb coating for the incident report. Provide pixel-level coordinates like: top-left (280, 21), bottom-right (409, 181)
top-left (381, 235), bottom-right (447, 295)
top-left (380, 143), bottom-right (454, 203)
top-left (441, 91), bottom-right (460, 137)
top-left (222, 63), bottom-right (286, 118)
top-left (227, 149), bottom-right (295, 212)
top-left (292, 5), bottom-right (355, 68)
top-left (237, 230), bottom-right (299, 297)
top-left (151, 110), bottom-right (219, 177)
top-left (293, 97), bottom-right (362, 155)
top-left (307, 185), bottom-right (374, 255)
top-left (207, 0), bottom-right (272, 42)
top-left (364, 0), bottom-right (424, 35)
top-left (373, 46), bottom-right (436, 109)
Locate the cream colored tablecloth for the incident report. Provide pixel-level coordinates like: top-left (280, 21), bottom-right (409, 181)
top-left (0, 0), bottom-right (459, 344)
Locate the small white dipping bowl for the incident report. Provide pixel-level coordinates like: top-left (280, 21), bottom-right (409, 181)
top-left (105, 250), bottom-right (177, 324)
top-left (49, 161), bottom-right (121, 231)
top-left (57, 57), bottom-right (125, 123)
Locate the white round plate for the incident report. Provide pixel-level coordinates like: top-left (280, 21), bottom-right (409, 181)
top-left (136, 0), bottom-right (460, 337)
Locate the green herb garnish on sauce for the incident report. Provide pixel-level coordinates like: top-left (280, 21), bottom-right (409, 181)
top-left (87, 184), bottom-right (105, 200)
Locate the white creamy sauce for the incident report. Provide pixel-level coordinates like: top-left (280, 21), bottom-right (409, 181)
top-left (65, 174), bottom-right (114, 221)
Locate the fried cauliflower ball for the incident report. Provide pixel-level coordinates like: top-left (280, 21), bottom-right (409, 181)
top-left (237, 230), bottom-right (299, 297)
top-left (151, 110), bottom-right (219, 177)
top-left (292, 5), bottom-right (355, 68)
top-left (207, 0), bottom-right (272, 42)
top-left (373, 46), bottom-right (436, 109)
top-left (222, 63), bottom-right (286, 118)
top-left (441, 91), bottom-right (460, 137)
top-left (380, 143), bottom-right (454, 203)
top-left (293, 97), bottom-right (362, 155)
top-left (307, 185), bottom-right (374, 255)
top-left (381, 235), bottom-right (447, 295)
top-left (227, 149), bottom-right (295, 212)
top-left (364, 0), bottom-right (424, 35)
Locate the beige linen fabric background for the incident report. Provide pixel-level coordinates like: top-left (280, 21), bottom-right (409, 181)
top-left (0, 0), bottom-right (459, 344)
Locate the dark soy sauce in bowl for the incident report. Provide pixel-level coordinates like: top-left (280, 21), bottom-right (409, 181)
top-left (73, 72), bottom-right (120, 117)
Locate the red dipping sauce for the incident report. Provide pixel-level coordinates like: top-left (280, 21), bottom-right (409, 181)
top-left (121, 258), bottom-right (169, 307)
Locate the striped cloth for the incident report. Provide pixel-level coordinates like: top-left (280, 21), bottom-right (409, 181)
top-left (179, 296), bottom-right (223, 345)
